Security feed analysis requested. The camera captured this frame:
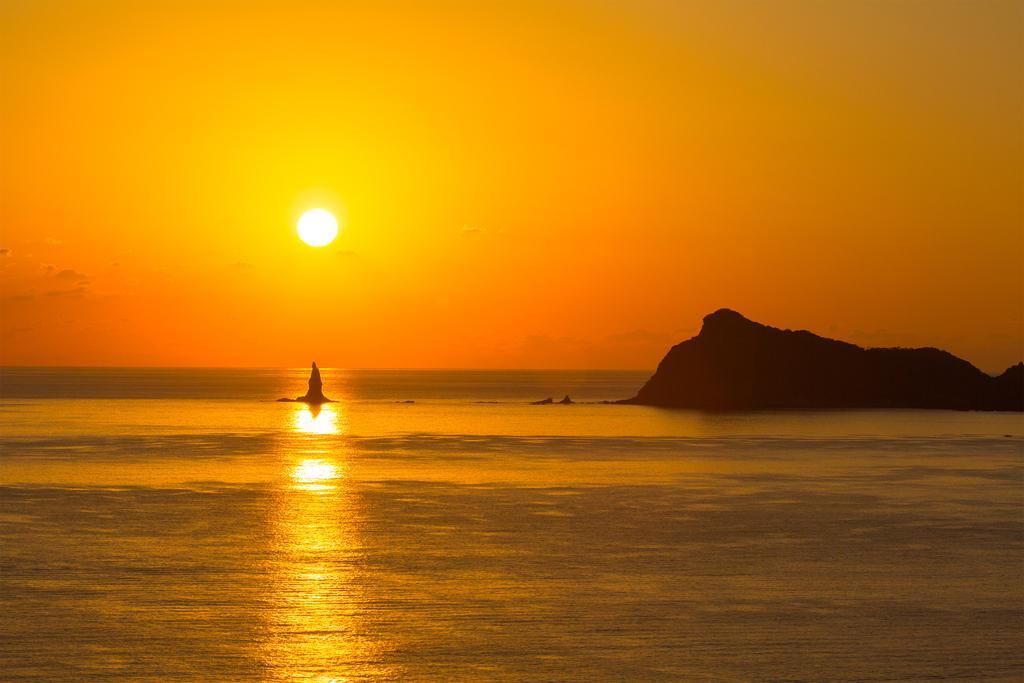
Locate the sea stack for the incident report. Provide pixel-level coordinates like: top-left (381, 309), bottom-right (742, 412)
top-left (279, 362), bottom-right (333, 404)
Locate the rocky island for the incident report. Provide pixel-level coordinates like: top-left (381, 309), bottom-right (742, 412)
top-left (531, 395), bottom-right (574, 405)
top-left (278, 362), bottom-right (333, 405)
top-left (622, 309), bottom-right (1023, 411)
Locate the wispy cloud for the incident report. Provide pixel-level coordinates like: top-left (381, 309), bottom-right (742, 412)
top-left (44, 286), bottom-right (88, 298)
top-left (55, 268), bottom-right (88, 283)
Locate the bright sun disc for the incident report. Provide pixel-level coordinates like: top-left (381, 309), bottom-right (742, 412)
top-left (297, 209), bottom-right (339, 247)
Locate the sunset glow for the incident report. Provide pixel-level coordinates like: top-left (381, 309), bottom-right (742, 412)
top-left (0, 1), bottom-right (1020, 372)
top-left (2, 2), bottom-right (1022, 679)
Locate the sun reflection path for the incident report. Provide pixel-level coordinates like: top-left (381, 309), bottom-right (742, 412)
top-left (291, 458), bottom-right (343, 492)
top-left (263, 429), bottom-right (397, 677)
top-left (265, 457), bottom-right (377, 678)
top-left (294, 404), bottom-right (341, 435)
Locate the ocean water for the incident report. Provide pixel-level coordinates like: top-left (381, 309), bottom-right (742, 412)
top-left (1, 368), bottom-right (1022, 681)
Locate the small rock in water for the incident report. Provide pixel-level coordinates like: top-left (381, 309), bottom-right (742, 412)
top-left (278, 361), bottom-right (333, 404)
top-left (532, 395), bottom-right (574, 405)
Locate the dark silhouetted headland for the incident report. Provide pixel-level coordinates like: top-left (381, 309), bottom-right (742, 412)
top-left (277, 361), bottom-right (333, 404)
top-left (622, 309), bottom-right (1023, 411)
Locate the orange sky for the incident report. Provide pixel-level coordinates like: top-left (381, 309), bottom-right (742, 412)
top-left (1, 0), bottom-right (1021, 371)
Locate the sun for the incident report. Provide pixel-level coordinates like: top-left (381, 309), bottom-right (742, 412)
top-left (297, 208), bottom-right (339, 247)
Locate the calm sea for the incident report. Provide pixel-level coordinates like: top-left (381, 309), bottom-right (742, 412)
top-left (1, 368), bottom-right (1022, 681)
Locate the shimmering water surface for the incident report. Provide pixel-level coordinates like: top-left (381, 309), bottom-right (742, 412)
top-left (1, 368), bottom-right (1022, 681)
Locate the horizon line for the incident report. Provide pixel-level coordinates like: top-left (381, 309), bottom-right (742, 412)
top-left (0, 364), bottom-right (656, 372)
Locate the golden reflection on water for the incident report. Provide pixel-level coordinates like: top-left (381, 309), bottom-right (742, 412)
top-left (262, 415), bottom-right (395, 679)
top-left (293, 404), bottom-right (341, 435)
top-left (292, 459), bottom-right (343, 493)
